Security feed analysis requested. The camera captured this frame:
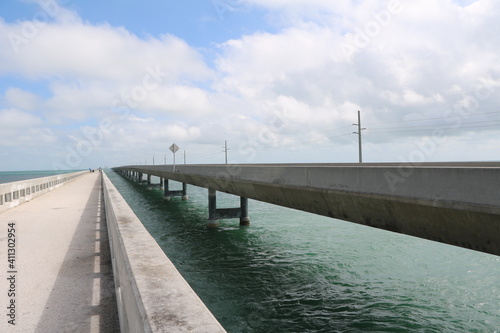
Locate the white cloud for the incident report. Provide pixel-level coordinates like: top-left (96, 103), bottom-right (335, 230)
top-left (4, 88), bottom-right (41, 111)
top-left (216, 26), bottom-right (341, 96)
top-left (0, 108), bottom-right (55, 147)
top-left (0, 108), bottom-right (42, 128)
top-left (141, 85), bottom-right (215, 117)
top-left (2, 0), bottom-right (500, 169)
top-left (0, 19), bottom-right (213, 83)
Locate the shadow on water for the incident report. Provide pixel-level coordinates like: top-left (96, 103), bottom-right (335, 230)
top-left (106, 170), bottom-right (500, 333)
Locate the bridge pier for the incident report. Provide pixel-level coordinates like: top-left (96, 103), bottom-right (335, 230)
top-left (207, 189), bottom-right (250, 228)
top-left (163, 179), bottom-right (188, 201)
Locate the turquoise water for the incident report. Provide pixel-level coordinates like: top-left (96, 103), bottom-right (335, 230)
top-left (106, 170), bottom-right (500, 332)
top-left (0, 170), bottom-right (84, 184)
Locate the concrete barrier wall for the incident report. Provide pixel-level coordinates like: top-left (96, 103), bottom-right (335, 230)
top-left (0, 171), bottom-right (88, 214)
top-left (101, 172), bottom-right (226, 333)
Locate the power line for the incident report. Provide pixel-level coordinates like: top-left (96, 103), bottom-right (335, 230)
top-left (368, 119), bottom-right (500, 132)
top-left (365, 110), bottom-right (500, 126)
top-left (368, 123), bottom-right (500, 134)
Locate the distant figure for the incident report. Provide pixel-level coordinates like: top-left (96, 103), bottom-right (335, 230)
top-left (89, 168), bottom-right (92, 172)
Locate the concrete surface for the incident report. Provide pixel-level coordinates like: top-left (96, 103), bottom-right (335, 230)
top-left (0, 172), bottom-right (119, 332)
top-left (102, 172), bottom-right (226, 333)
top-left (115, 163), bottom-right (500, 256)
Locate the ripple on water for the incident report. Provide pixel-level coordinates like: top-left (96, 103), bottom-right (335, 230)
top-left (106, 171), bottom-right (500, 333)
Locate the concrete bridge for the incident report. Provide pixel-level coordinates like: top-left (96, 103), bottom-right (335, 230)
top-left (0, 171), bottom-right (226, 332)
top-left (114, 162), bottom-right (500, 257)
top-left (1, 163), bottom-right (499, 331)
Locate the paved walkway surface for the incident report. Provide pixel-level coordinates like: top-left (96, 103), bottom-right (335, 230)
top-left (0, 172), bottom-right (119, 332)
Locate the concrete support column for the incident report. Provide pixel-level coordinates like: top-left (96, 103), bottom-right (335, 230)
top-left (240, 197), bottom-right (250, 226)
top-left (164, 179), bottom-right (170, 201)
top-left (163, 179), bottom-right (189, 201)
top-left (207, 189), bottom-right (250, 227)
top-left (147, 174), bottom-right (152, 190)
top-left (207, 189), bottom-right (219, 228)
top-left (182, 183), bottom-right (189, 201)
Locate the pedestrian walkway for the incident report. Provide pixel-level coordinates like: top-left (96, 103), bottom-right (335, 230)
top-left (0, 172), bottom-right (119, 332)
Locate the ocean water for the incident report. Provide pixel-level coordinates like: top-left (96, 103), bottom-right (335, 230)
top-left (105, 170), bottom-right (500, 332)
top-left (0, 170), bottom-right (84, 184)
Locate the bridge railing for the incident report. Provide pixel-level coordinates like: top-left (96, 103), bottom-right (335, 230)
top-left (0, 171), bottom-right (88, 214)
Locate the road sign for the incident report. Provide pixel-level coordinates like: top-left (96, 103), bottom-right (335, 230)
top-left (169, 143), bottom-right (179, 154)
top-left (170, 143), bottom-right (180, 171)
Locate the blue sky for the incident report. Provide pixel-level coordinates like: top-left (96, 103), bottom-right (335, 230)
top-left (1, 0), bottom-right (500, 170)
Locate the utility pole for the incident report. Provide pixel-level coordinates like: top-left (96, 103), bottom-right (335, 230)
top-left (153, 156), bottom-right (155, 165)
top-left (164, 154), bottom-right (167, 165)
top-left (184, 150), bottom-right (186, 164)
top-left (352, 110), bottom-right (366, 163)
top-left (224, 140), bottom-right (229, 164)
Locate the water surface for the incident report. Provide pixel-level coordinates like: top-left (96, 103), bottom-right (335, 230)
top-left (106, 170), bottom-right (500, 332)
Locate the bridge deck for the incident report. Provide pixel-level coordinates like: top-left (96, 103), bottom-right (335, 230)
top-left (115, 162), bottom-right (500, 256)
top-left (0, 172), bottom-right (119, 332)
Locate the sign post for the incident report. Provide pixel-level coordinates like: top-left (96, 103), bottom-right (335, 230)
top-left (169, 143), bottom-right (179, 171)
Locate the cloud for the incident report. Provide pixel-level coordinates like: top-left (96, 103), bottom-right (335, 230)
top-left (216, 26), bottom-right (341, 95)
top-left (0, 20), bottom-right (213, 83)
top-left (0, 108), bottom-right (55, 147)
top-left (2, 0), bottom-right (500, 170)
top-left (0, 108), bottom-right (42, 128)
top-left (140, 85), bottom-right (215, 117)
top-left (218, 0), bottom-right (500, 113)
top-left (4, 87), bottom-right (41, 111)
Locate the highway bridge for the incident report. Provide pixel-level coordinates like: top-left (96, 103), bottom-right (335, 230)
top-left (114, 162), bottom-right (500, 257)
top-left (2, 163), bottom-right (498, 331)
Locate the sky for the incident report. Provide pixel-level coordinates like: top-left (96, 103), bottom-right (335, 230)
top-left (0, 0), bottom-right (500, 170)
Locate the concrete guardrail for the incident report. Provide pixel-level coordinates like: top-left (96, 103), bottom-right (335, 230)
top-left (0, 171), bottom-right (88, 214)
top-left (101, 172), bottom-right (226, 333)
